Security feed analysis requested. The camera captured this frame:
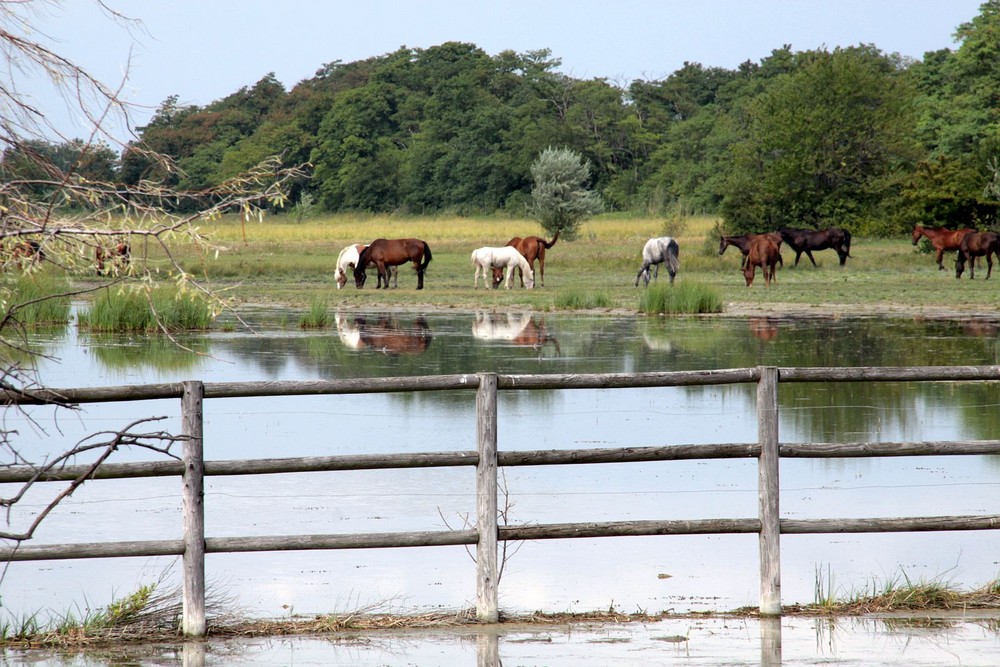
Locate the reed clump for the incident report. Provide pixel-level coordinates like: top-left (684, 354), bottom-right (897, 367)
top-left (299, 296), bottom-right (330, 328)
top-left (638, 281), bottom-right (723, 315)
top-left (78, 286), bottom-right (215, 332)
top-left (2, 272), bottom-right (72, 325)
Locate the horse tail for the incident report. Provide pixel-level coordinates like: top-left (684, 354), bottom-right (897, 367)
top-left (843, 229), bottom-right (853, 257)
top-left (542, 230), bottom-right (560, 249)
top-left (666, 238), bottom-right (680, 276)
top-left (420, 241), bottom-right (432, 271)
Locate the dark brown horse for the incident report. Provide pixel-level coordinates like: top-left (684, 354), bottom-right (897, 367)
top-left (955, 231), bottom-right (1000, 280)
top-left (96, 241), bottom-right (130, 276)
top-left (777, 226), bottom-right (852, 266)
top-left (744, 235), bottom-right (781, 287)
top-left (492, 231), bottom-right (559, 288)
top-left (912, 225), bottom-right (977, 271)
top-left (5, 239), bottom-right (44, 269)
top-left (720, 233), bottom-right (783, 269)
top-left (354, 238), bottom-right (432, 289)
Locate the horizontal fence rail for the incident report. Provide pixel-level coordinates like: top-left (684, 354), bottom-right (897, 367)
top-left (2, 366), bottom-right (999, 635)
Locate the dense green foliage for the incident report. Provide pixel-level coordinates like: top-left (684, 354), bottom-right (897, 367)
top-left (11, 3), bottom-right (1000, 235)
top-left (530, 147), bottom-right (603, 239)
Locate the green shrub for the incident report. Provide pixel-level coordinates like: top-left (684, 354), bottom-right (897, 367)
top-left (79, 286), bottom-right (214, 332)
top-left (639, 282), bottom-right (723, 315)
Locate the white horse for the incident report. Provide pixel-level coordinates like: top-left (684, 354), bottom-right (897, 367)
top-left (336, 243), bottom-right (396, 289)
top-left (471, 246), bottom-right (535, 289)
top-left (635, 236), bottom-right (679, 287)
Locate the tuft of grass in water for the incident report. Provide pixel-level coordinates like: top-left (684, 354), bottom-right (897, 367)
top-left (554, 289), bottom-right (612, 310)
top-left (299, 296), bottom-right (330, 328)
top-left (1, 272), bottom-right (72, 325)
top-left (78, 286), bottom-right (215, 332)
top-left (638, 281), bottom-right (723, 315)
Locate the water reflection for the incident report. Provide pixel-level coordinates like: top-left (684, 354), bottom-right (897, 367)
top-left (471, 311), bottom-right (560, 355)
top-left (334, 312), bottom-right (432, 355)
top-left (750, 316), bottom-right (779, 341)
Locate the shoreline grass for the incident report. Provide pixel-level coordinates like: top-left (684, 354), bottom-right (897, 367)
top-left (78, 286), bottom-right (215, 333)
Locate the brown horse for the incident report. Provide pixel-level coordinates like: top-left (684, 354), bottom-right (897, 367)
top-left (96, 241), bottom-right (130, 276)
top-left (912, 225), bottom-right (976, 271)
top-left (955, 231), bottom-right (1000, 280)
top-left (744, 235), bottom-right (781, 287)
top-left (5, 239), bottom-right (44, 269)
top-left (720, 233), bottom-right (783, 269)
top-left (492, 231), bottom-right (559, 288)
top-left (778, 226), bottom-right (852, 266)
top-left (354, 238), bottom-right (432, 289)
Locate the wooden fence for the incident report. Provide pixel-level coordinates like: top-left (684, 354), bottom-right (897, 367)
top-left (2, 366), bottom-right (1000, 637)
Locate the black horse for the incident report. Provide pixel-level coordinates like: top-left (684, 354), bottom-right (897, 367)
top-left (777, 227), bottom-right (852, 266)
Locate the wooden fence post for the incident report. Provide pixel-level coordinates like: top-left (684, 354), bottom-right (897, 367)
top-left (757, 366), bottom-right (781, 615)
top-left (475, 373), bottom-right (499, 622)
top-left (181, 381), bottom-right (206, 636)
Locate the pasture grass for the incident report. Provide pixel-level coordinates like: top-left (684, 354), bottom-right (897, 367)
top-left (74, 211), bottom-right (1000, 317)
top-left (78, 285), bottom-right (215, 332)
top-left (554, 288), bottom-right (613, 310)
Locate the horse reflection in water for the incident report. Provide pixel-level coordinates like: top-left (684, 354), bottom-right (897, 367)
top-left (335, 312), bottom-right (432, 355)
top-left (472, 311), bottom-right (560, 355)
top-left (749, 317), bottom-right (779, 341)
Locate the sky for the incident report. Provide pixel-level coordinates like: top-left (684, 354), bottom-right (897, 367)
top-left (28, 0), bottom-right (987, 141)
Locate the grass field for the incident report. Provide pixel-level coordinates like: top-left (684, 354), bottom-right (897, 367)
top-left (98, 213), bottom-right (1000, 317)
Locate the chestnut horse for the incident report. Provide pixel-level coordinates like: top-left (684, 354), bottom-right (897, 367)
top-left (720, 233), bottom-right (783, 269)
top-left (492, 231), bottom-right (559, 288)
top-left (96, 241), bottom-right (130, 275)
top-left (354, 238), bottom-right (432, 289)
top-left (912, 225), bottom-right (977, 271)
top-left (777, 226), bottom-right (852, 266)
top-left (955, 231), bottom-right (1000, 280)
top-left (5, 240), bottom-right (44, 269)
top-left (744, 235), bottom-right (781, 287)
top-left (336, 243), bottom-right (396, 289)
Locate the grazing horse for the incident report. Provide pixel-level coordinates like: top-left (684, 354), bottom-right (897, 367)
top-left (635, 236), bottom-right (679, 286)
top-left (96, 241), bottom-right (130, 276)
top-left (744, 235), bottom-right (781, 287)
top-left (5, 239), bottom-right (44, 269)
top-left (472, 246), bottom-right (534, 289)
top-left (719, 233), bottom-right (783, 269)
top-left (354, 238), bottom-right (432, 290)
top-left (777, 226), bottom-right (852, 266)
top-left (491, 231), bottom-right (559, 288)
top-left (912, 225), bottom-right (977, 271)
top-left (955, 231), bottom-right (1000, 280)
top-left (335, 243), bottom-right (396, 289)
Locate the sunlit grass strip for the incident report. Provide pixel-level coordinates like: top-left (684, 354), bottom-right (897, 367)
top-left (2, 273), bottom-right (72, 324)
top-left (79, 286), bottom-right (215, 332)
top-left (299, 296), bottom-right (330, 328)
top-left (638, 282), bottom-right (723, 315)
top-left (554, 289), bottom-right (613, 310)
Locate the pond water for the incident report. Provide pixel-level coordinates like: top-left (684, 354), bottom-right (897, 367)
top-left (1, 309), bottom-right (998, 625)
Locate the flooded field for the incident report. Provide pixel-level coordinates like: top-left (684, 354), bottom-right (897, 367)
top-left (0, 309), bottom-right (997, 665)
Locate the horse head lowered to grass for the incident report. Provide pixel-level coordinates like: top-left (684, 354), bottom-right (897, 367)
top-left (472, 246), bottom-right (534, 289)
top-left (353, 238), bottom-right (432, 290)
top-left (635, 237), bottom-right (679, 287)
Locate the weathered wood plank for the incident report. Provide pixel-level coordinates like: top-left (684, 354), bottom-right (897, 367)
top-left (181, 381), bottom-right (206, 637)
top-left (758, 366), bottom-right (781, 616)
top-left (476, 373), bottom-right (499, 622)
top-left (781, 515), bottom-right (1000, 533)
top-left (501, 519), bottom-right (759, 540)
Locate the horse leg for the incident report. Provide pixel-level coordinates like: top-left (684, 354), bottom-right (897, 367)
top-left (390, 266), bottom-right (399, 288)
top-left (505, 265), bottom-right (514, 290)
top-left (415, 260), bottom-right (425, 290)
top-left (987, 253), bottom-right (994, 280)
top-left (936, 248), bottom-right (945, 270)
top-left (538, 257), bottom-right (544, 287)
top-left (806, 250), bottom-right (817, 267)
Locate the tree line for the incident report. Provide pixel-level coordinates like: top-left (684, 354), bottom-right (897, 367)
top-left (6, 2), bottom-right (1000, 237)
